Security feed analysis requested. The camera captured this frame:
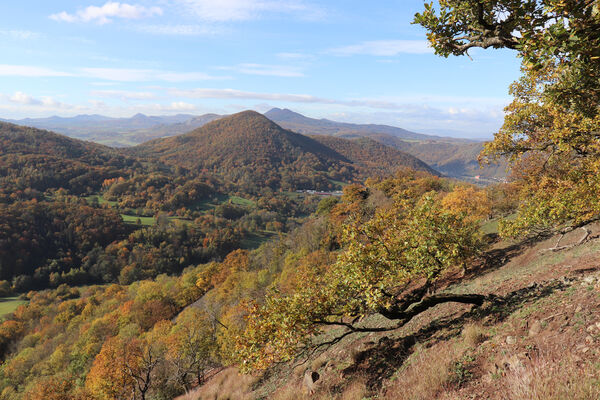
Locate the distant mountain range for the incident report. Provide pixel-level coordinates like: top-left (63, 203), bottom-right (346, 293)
top-left (264, 108), bottom-right (456, 141)
top-left (1, 108), bottom-right (506, 182)
top-left (0, 113), bottom-right (220, 147)
top-left (264, 109), bottom-right (505, 182)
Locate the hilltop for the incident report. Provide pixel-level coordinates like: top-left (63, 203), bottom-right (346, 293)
top-left (131, 111), bottom-right (437, 191)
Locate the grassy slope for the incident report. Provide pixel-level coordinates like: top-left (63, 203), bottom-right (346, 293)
top-left (0, 297), bottom-right (27, 319)
top-left (187, 221), bottom-right (600, 399)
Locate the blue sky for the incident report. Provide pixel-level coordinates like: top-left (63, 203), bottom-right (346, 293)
top-left (0, 1), bottom-right (521, 138)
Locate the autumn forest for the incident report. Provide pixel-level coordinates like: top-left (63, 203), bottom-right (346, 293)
top-left (1, 1), bottom-right (600, 399)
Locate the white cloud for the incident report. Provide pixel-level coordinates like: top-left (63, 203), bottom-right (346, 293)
top-left (0, 30), bottom-right (40, 40)
top-left (329, 40), bottom-right (432, 56)
top-left (0, 65), bottom-right (73, 77)
top-left (50, 2), bottom-right (162, 25)
top-left (218, 63), bottom-right (304, 77)
top-left (90, 89), bottom-right (157, 100)
top-left (82, 67), bottom-right (227, 82)
top-left (172, 0), bottom-right (324, 22)
top-left (4, 91), bottom-right (72, 109)
top-left (164, 101), bottom-right (196, 111)
top-left (9, 92), bottom-right (42, 105)
top-left (170, 88), bottom-right (326, 102)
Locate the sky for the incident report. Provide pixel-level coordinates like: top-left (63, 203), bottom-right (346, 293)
top-left (0, 1), bottom-right (522, 139)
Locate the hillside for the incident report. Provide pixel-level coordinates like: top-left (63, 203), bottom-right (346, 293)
top-left (337, 132), bottom-right (507, 182)
top-left (185, 221), bottom-right (600, 399)
top-left (132, 111), bottom-right (437, 192)
top-left (0, 122), bottom-right (136, 197)
top-left (0, 121), bottom-right (124, 161)
top-left (311, 135), bottom-right (440, 177)
top-left (1, 109), bottom-right (505, 182)
top-left (265, 108), bottom-right (506, 182)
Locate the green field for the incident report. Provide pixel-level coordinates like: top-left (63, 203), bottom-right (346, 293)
top-left (241, 231), bottom-right (276, 249)
top-left (327, 178), bottom-right (349, 189)
top-left (228, 195), bottom-right (255, 207)
top-left (0, 297), bottom-right (27, 318)
top-left (84, 195), bottom-right (117, 207)
top-left (121, 214), bottom-right (156, 226)
top-left (121, 214), bottom-right (193, 227)
top-left (188, 194), bottom-right (255, 213)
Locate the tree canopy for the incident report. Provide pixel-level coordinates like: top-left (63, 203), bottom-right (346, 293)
top-left (416, 0), bottom-right (600, 235)
top-left (235, 185), bottom-right (486, 371)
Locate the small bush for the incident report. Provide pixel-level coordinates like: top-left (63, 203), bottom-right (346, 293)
top-left (461, 323), bottom-right (487, 347)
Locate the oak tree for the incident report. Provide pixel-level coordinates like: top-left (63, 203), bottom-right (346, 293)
top-left (235, 193), bottom-right (486, 371)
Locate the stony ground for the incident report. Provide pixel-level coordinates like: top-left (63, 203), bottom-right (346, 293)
top-left (181, 222), bottom-right (600, 400)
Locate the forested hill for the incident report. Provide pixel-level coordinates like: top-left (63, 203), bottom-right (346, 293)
top-left (311, 135), bottom-right (440, 177)
top-left (264, 107), bottom-right (438, 140)
top-left (0, 121), bottom-right (124, 162)
top-left (131, 110), bottom-right (437, 191)
top-left (265, 108), bottom-right (505, 182)
top-left (0, 122), bottom-right (138, 201)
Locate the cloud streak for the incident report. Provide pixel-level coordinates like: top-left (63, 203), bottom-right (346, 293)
top-left (0, 64), bottom-right (227, 82)
top-left (82, 67), bottom-right (226, 82)
top-left (217, 63), bottom-right (305, 77)
top-left (329, 40), bottom-right (432, 56)
top-left (0, 30), bottom-right (40, 40)
top-left (0, 65), bottom-right (73, 77)
top-left (135, 24), bottom-right (224, 36)
top-left (90, 89), bottom-right (157, 100)
top-left (169, 88), bottom-right (408, 109)
top-left (50, 2), bottom-right (162, 24)
top-left (172, 0), bottom-right (324, 22)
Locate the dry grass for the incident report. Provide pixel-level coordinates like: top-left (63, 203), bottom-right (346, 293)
top-left (190, 368), bottom-right (258, 400)
top-left (503, 352), bottom-right (600, 400)
top-left (383, 342), bottom-right (461, 400)
top-left (272, 382), bottom-right (309, 400)
top-left (339, 379), bottom-right (368, 400)
top-left (311, 352), bottom-right (330, 371)
top-left (461, 323), bottom-right (487, 348)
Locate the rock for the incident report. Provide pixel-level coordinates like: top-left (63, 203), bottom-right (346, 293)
top-left (501, 355), bottom-right (523, 370)
top-left (303, 370), bottom-right (320, 395)
top-left (528, 320), bottom-right (542, 337)
top-left (506, 336), bottom-right (517, 345)
top-left (585, 335), bottom-right (595, 344)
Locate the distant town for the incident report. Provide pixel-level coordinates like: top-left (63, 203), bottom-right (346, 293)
top-left (296, 189), bottom-right (344, 196)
